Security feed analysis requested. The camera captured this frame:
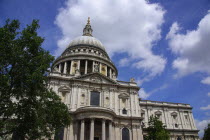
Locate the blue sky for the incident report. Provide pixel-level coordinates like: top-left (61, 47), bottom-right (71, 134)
top-left (1, 0), bottom-right (210, 137)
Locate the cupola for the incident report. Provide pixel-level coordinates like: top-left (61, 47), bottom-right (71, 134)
top-left (83, 17), bottom-right (93, 36)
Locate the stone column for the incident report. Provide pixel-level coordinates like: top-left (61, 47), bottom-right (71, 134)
top-left (90, 119), bottom-right (94, 140)
top-left (64, 61), bottom-right (67, 74)
top-left (105, 65), bottom-right (107, 76)
top-left (74, 121), bottom-right (78, 140)
top-left (59, 63), bottom-right (62, 73)
top-left (70, 60), bottom-right (74, 74)
top-left (102, 119), bottom-right (106, 140)
top-left (68, 122), bottom-right (74, 140)
top-left (99, 63), bottom-right (102, 73)
top-left (77, 60), bottom-right (80, 72)
top-left (80, 120), bottom-right (85, 140)
top-left (63, 127), bottom-right (68, 140)
top-left (110, 69), bottom-right (112, 78)
top-left (85, 60), bottom-right (88, 74)
top-left (92, 61), bottom-right (95, 72)
top-left (109, 121), bottom-right (112, 140)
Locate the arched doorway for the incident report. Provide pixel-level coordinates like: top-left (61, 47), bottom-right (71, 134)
top-left (122, 128), bottom-right (130, 140)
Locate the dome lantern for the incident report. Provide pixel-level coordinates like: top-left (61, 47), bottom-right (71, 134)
top-left (83, 17), bottom-right (93, 36)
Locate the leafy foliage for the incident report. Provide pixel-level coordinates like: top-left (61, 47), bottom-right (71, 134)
top-left (0, 19), bottom-right (71, 139)
top-left (144, 115), bottom-right (170, 140)
top-left (203, 123), bottom-right (210, 140)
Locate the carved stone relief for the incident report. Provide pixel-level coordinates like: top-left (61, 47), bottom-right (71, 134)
top-left (94, 62), bottom-right (99, 72)
top-left (90, 76), bottom-right (102, 83)
top-left (80, 88), bottom-right (87, 106)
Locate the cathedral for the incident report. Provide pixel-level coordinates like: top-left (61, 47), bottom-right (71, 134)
top-left (49, 18), bottom-right (199, 140)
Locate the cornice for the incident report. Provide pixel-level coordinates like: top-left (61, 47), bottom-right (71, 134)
top-left (48, 75), bottom-right (140, 90)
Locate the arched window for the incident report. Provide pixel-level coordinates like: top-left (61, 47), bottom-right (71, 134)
top-left (171, 112), bottom-right (178, 128)
top-left (122, 128), bottom-right (130, 140)
top-left (90, 91), bottom-right (100, 106)
top-left (122, 108), bottom-right (127, 114)
top-left (155, 111), bottom-right (162, 121)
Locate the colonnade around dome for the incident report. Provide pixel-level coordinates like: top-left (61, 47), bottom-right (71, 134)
top-left (51, 58), bottom-right (116, 79)
top-left (51, 44), bottom-right (118, 80)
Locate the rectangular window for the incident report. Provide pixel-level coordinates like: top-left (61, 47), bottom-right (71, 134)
top-left (90, 91), bottom-right (100, 106)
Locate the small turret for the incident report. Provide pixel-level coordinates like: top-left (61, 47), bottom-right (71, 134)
top-left (83, 17), bottom-right (93, 36)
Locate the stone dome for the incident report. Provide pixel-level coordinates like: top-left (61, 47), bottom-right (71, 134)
top-left (51, 18), bottom-right (118, 79)
top-left (67, 36), bottom-right (105, 51)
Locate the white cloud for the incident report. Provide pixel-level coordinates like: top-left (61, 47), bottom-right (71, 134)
top-left (55, 0), bottom-right (166, 79)
top-left (195, 119), bottom-right (210, 137)
top-left (200, 105), bottom-right (210, 110)
top-left (139, 88), bottom-right (150, 99)
top-left (119, 58), bottom-right (130, 67)
top-left (149, 84), bottom-right (168, 94)
top-left (208, 92), bottom-right (210, 97)
top-left (166, 12), bottom-right (210, 80)
top-left (201, 77), bottom-right (210, 85)
top-left (138, 84), bottom-right (168, 99)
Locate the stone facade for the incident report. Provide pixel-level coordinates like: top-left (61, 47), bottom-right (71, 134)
top-left (140, 100), bottom-right (199, 140)
top-left (48, 18), bottom-right (199, 140)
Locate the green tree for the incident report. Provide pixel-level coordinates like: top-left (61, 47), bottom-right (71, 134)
top-left (0, 19), bottom-right (71, 140)
top-left (203, 123), bottom-right (210, 140)
top-left (144, 115), bottom-right (170, 140)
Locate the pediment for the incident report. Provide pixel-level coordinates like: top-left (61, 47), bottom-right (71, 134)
top-left (118, 93), bottom-right (130, 99)
top-left (73, 72), bottom-right (118, 85)
top-left (58, 85), bottom-right (71, 92)
top-left (171, 112), bottom-right (178, 116)
top-left (155, 111), bottom-right (162, 115)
